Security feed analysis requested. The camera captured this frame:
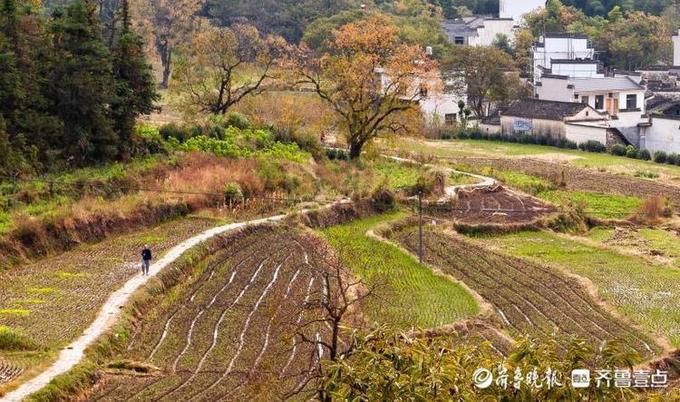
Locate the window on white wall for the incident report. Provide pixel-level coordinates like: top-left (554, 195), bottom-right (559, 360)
top-left (625, 94), bottom-right (637, 110)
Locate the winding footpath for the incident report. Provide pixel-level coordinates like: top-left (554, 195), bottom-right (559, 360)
top-left (3, 158), bottom-right (497, 401)
top-left (2, 207), bottom-right (316, 402)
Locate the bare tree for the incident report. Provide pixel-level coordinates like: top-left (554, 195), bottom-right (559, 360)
top-left (171, 23), bottom-right (285, 115)
top-left (285, 241), bottom-right (378, 402)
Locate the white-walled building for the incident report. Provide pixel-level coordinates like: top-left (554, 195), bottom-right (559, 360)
top-left (545, 60), bottom-right (604, 79)
top-left (535, 75), bottom-right (645, 117)
top-left (673, 29), bottom-right (680, 66)
top-left (499, 0), bottom-right (545, 25)
top-left (497, 99), bottom-right (629, 148)
top-left (443, 0), bottom-right (544, 47)
top-left (442, 17), bottom-right (514, 47)
top-left (533, 33), bottom-right (597, 83)
top-left (374, 68), bottom-right (466, 128)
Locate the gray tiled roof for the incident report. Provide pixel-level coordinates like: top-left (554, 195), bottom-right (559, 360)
top-left (503, 99), bottom-right (593, 121)
top-left (571, 77), bottom-right (643, 92)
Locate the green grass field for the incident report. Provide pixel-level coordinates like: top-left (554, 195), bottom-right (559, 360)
top-left (320, 212), bottom-right (479, 329)
top-left (457, 165), bottom-right (642, 220)
top-left (587, 227), bottom-right (680, 268)
top-left (372, 160), bottom-right (423, 190)
top-left (475, 230), bottom-right (680, 347)
top-left (539, 190), bottom-right (642, 220)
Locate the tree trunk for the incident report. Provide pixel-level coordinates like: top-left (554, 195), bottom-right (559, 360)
top-left (160, 46), bottom-right (172, 89)
top-left (349, 141), bottom-right (363, 160)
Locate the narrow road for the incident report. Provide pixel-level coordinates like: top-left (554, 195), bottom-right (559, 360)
top-left (3, 156), bottom-right (497, 401)
top-left (2, 202), bottom-right (346, 402)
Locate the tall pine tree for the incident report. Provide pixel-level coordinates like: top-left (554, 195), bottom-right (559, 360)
top-left (49, 0), bottom-right (118, 165)
top-left (110, 0), bottom-right (158, 160)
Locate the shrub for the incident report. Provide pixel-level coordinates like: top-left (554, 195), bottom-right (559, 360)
top-left (666, 153), bottom-right (679, 165)
top-left (625, 146), bottom-right (638, 159)
top-left (182, 136), bottom-right (242, 158)
top-left (223, 182), bottom-right (244, 205)
top-left (634, 170), bottom-right (659, 179)
top-left (0, 325), bottom-right (36, 351)
top-left (579, 140), bottom-right (606, 153)
top-left (159, 123), bottom-right (192, 142)
top-left (224, 112), bottom-right (251, 130)
top-left (653, 151), bottom-right (667, 164)
top-left (611, 144), bottom-right (627, 156)
top-left (208, 125), bottom-right (225, 140)
top-left (133, 125), bottom-right (167, 156)
top-left (407, 169), bottom-right (447, 197)
top-left (632, 196), bottom-right (673, 223)
top-left (638, 149), bottom-right (651, 161)
top-left (546, 201), bottom-right (588, 234)
top-left (371, 186), bottom-right (396, 212)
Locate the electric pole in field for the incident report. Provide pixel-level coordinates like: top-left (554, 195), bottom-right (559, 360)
top-left (418, 191), bottom-right (423, 264)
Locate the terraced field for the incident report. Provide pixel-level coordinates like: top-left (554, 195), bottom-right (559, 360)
top-left (424, 186), bottom-right (557, 225)
top-left (388, 225), bottom-right (660, 358)
top-left (0, 217), bottom-right (218, 349)
top-left (0, 217), bottom-right (218, 392)
top-left (90, 225), bottom-right (335, 401)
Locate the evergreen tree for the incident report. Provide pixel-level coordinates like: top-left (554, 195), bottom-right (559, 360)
top-left (49, 0), bottom-right (118, 165)
top-left (110, 0), bottom-right (158, 159)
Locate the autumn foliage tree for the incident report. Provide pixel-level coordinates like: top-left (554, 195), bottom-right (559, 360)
top-left (171, 23), bottom-right (285, 116)
top-left (132, 0), bottom-right (201, 88)
top-left (295, 15), bottom-right (436, 159)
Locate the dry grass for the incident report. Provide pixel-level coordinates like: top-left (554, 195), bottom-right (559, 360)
top-left (631, 196), bottom-right (674, 224)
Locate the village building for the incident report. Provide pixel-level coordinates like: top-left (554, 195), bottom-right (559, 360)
top-left (638, 98), bottom-right (680, 154)
top-left (442, 0), bottom-right (544, 47)
top-left (499, 0), bottom-right (545, 25)
top-left (533, 33), bottom-right (597, 84)
top-left (534, 75), bottom-right (646, 143)
top-left (374, 67), bottom-right (467, 129)
top-left (442, 17), bottom-right (514, 47)
top-left (498, 99), bottom-right (624, 147)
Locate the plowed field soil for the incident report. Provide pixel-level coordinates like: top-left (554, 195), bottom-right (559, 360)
top-left (453, 157), bottom-right (680, 206)
top-left (389, 225), bottom-right (660, 358)
top-left (424, 186), bottom-right (557, 225)
top-left (89, 226), bottom-right (335, 401)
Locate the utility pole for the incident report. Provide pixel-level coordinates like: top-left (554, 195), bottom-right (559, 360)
top-left (418, 191), bottom-right (423, 264)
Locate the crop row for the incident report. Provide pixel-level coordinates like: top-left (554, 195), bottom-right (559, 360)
top-left (390, 227), bottom-right (658, 357)
top-left (0, 360), bottom-right (23, 385)
top-left (91, 226), bottom-right (330, 401)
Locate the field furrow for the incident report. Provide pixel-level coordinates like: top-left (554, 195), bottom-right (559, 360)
top-left (389, 225), bottom-right (658, 357)
top-left (89, 225), bottom-right (333, 401)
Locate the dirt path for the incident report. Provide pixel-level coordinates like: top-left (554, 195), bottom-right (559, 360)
top-left (2, 202), bottom-right (348, 402)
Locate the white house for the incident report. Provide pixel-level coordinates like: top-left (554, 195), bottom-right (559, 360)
top-left (638, 100), bottom-right (680, 154)
top-left (673, 29), bottom-right (680, 66)
top-left (535, 75), bottom-right (646, 119)
top-left (374, 67), bottom-right (466, 128)
top-left (533, 33), bottom-right (596, 83)
top-left (499, 0), bottom-right (545, 25)
top-left (545, 59), bottom-right (604, 79)
top-left (443, 0), bottom-right (543, 47)
top-left (500, 99), bottom-right (611, 143)
top-left (442, 17), bottom-right (514, 47)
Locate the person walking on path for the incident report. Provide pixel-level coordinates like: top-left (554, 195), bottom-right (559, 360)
top-left (141, 245), bottom-right (152, 276)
